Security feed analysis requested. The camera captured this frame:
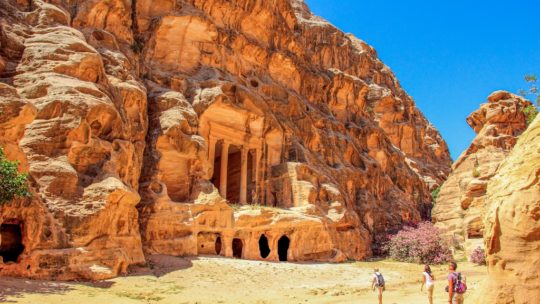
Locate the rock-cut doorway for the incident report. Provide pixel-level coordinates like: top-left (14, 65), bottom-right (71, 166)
top-left (278, 235), bottom-right (290, 262)
top-left (0, 224), bottom-right (24, 263)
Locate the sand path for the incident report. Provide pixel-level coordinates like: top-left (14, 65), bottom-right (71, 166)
top-left (0, 255), bottom-right (487, 303)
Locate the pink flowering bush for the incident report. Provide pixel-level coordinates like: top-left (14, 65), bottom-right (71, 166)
top-left (384, 222), bottom-right (452, 264)
top-left (470, 247), bottom-right (486, 265)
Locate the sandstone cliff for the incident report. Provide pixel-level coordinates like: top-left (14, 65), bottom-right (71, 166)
top-left (432, 91), bottom-right (530, 254)
top-left (476, 114), bottom-right (540, 304)
top-left (0, 0), bottom-right (450, 279)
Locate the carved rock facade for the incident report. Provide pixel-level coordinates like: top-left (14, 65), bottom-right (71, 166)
top-left (0, 0), bottom-right (450, 279)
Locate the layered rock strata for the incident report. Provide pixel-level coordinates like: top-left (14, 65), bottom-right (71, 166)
top-left (478, 114), bottom-right (540, 303)
top-left (432, 91), bottom-right (531, 254)
top-left (0, 0), bottom-right (450, 279)
top-left (0, 0), bottom-right (146, 279)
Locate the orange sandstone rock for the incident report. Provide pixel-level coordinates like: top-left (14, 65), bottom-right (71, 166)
top-left (0, 0), bottom-right (146, 280)
top-left (0, 0), bottom-right (451, 279)
top-left (432, 91), bottom-right (531, 255)
top-left (478, 114), bottom-right (540, 303)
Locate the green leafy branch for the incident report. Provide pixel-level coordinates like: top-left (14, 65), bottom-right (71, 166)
top-left (519, 74), bottom-right (539, 125)
top-left (0, 147), bottom-right (31, 205)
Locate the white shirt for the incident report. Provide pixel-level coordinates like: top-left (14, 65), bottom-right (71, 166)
top-left (423, 272), bottom-right (434, 286)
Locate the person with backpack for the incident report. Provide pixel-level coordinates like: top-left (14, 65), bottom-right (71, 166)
top-left (420, 264), bottom-right (435, 304)
top-left (371, 268), bottom-right (385, 304)
top-left (446, 261), bottom-right (467, 304)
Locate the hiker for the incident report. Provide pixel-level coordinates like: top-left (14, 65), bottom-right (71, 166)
top-left (446, 261), bottom-right (467, 304)
top-left (421, 264), bottom-right (435, 304)
top-left (371, 268), bottom-right (385, 304)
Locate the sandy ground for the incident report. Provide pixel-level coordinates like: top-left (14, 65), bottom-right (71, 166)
top-left (0, 255), bottom-right (487, 304)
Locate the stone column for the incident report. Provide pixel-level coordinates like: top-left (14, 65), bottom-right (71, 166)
top-left (239, 146), bottom-right (248, 205)
top-left (254, 147), bottom-right (262, 205)
top-left (220, 142), bottom-right (230, 198)
top-left (222, 235), bottom-right (233, 258)
top-left (207, 136), bottom-right (218, 179)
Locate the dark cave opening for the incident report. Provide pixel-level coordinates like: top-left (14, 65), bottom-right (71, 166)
top-left (278, 235), bottom-right (290, 262)
top-left (232, 238), bottom-right (243, 259)
top-left (258, 234), bottom-right (270, 259)
top-left (0, 224), bottom-right (24, 263)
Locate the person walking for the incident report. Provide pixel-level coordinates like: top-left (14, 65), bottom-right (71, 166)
top-left (421, 264), bottom-right (435, 304)
top-left (447, 261), bottom-right (466, 304)
top-left (371, 268), bottom-right (385, 304)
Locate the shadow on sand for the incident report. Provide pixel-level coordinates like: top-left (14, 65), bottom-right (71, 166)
top-left (0, 255), bottom-right (197, 302)
top-left (130, 254), bottom-right (196, 278)
top-left (0, 277), bottom-right (114, 302)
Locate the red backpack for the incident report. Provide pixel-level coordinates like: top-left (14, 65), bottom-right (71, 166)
top-left (451, 272), bottom-right (467, 294)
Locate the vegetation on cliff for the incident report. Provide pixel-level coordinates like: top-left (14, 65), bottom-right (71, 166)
top-left (519, 74), bottom-right (539, 125)
top-left (0, 147), bottom-right (29, 204)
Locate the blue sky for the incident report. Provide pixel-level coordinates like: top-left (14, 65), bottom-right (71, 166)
top-left (305, 0), bottom-right (540, 159)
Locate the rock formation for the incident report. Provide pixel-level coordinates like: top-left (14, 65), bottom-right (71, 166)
top-left (0, 0), bottom-right (451, 280)
top-left (432, 91), bottom-right (531, 254)
top-left (0, 0), bottom-right (146, 280)
top-left (477, 114), bottom-right (540, 304)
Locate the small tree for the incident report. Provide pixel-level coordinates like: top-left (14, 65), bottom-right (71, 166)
top-left (519, 74), bottom-right (539, 125)
top-left (0, 147), bottom-right (30, 204)
top-left (469, 247), bottom-right (486, 265)
top-left (384, 222), bottom-right (452, 264)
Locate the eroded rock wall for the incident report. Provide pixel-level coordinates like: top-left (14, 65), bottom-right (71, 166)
top-left (432, 91), bottom-right (530, 255)
top-left (0, 0), bottom-right (146, 279)
top-left (0, 0), bottom-right (451, 279)
top-left (133, 0), bottom-right (451, 257)
top-left (477, 114), bottom-right (540, 304)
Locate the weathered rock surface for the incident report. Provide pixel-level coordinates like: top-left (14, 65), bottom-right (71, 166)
top-left (0, 0), bottom-right (146, 279)
top-left (0, 0), bottom-right (451, 279)
top-left (432, 91), bottom-right (531, 254)
top-left (477, 114), bottom-right (540, 303)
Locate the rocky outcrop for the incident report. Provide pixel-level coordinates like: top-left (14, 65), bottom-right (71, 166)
top-left (432, 91), bottom-right (531, 254)
top-left (0, 0), bottom-right (146, 280)
top-left (0, 0), bottom-right (451, 279)
top-left (477, 114), bottom-right (540, 303)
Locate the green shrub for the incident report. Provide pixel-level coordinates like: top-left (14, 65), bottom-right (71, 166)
top-left (131, 40), bottom-right (144, 53)
top-left (431, 185), bottom-right (442, 203)
top-left (525, 74), bottom-right (538, 82)
top-left (0, 147), bottom-right (30, 204)
top-left (522, 104), bottom-right (538, 126)
top-left (519, 74), bottom-right (539, 126)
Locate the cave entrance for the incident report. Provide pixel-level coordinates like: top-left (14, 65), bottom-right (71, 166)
top-left (0, 224), bottom-right (24, 263)
top-left (278, 235), bottom-right (290, 262)
top-left (467, 218), bottom-right (484, 239)
top-left (211, 142), bottom-right (255, 204)
top-left (197, 232), bottom-right (222, 255)
top-left (211, 142), bottom-right (241, 204)
top-left (232, 238), bottom-right (243, 259)
top-left (258, 234), bottom-right (270, 259)
top-left (215, 236), bottom-right (222, 255)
